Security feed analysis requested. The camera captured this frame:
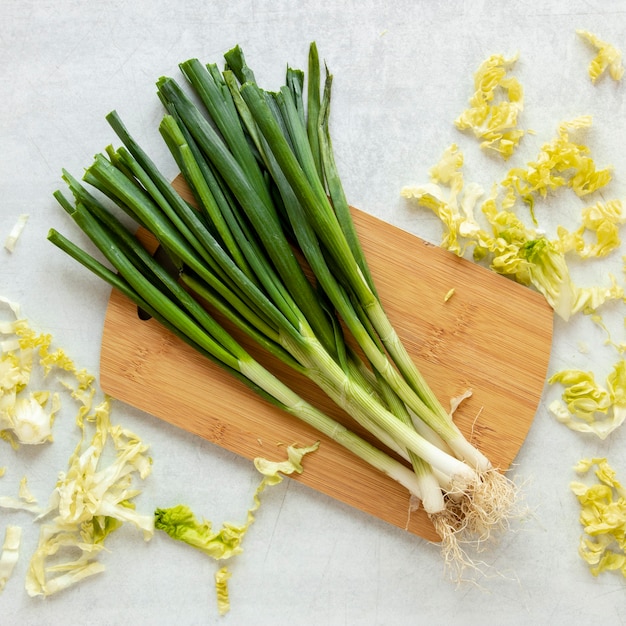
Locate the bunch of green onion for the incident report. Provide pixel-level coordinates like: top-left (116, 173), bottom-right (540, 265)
top-left (48, 43), bottom-right (516, 568)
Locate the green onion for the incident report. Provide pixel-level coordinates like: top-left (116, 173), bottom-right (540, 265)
top-left (236, 66), bottom-right (490, 471)
top-left (47, 219), bottom-right (425, 501)
top-left (49, 43), bottom-right (517, 570)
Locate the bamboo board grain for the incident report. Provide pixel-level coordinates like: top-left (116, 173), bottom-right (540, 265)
top-left (100, 179), bottom-right (553, 542)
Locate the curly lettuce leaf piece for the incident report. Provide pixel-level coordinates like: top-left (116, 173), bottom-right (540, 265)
top-left (429, 142), bottom-right (465, 187)
top-left (588, 312), bottom-right (626, 354)
top-left (215, 566), bottom-right (232, 616)
top-left (402, 144), bottom-right (623, 320)
top-left (154, 504), bottom-right (246, 560)
top-left (0, 496), bottom-right (41, 514)
top-left (501, 117), bottom-right (612, 217)
top-left (481, 198), bottom-right (537, 283)
top-left (402, 183), bottom-right (465, 255)
top-left (522, 238), bottom-right (576, 318)
top-left (577, 30), bottom-right (625, 83)
top-left (0, 525), bottom-right (22, 593)
top-left (549, 360), bottom-right (626, 438)
top-left (454, 53), bottom-right (525, 159)
top-left (155, 442), bottom-right (319, 615)
top-left (0, 296), bottom-right (21, 319)
top-left (401, 144), bottom-right (484, 255)
top-left (557, 199), bottom-right (626, 258)
top-left (521, 237), bottom-right (624, 320)
top-left (155, 442), bottom-right (320, 559)
top-left (571, 458), bottom-right (626, 577)
top-left (253, 441), bottom-right (320, 483)
top-left (458, 183), bottom-right (485, 237)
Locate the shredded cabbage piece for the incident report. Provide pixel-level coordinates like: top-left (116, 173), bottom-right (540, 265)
top-left (0, 525), bottom-right (22, 593)
top-left (402, 143), bottom-right (624, 320)
top-left (4, 214), bottom-right (29, 253)
top-left (522, 237), bottom-right (624, 320)
top-left (0, 298), bottom-right (89, 446)
top-left (0, 476), bottom-right (42, 514)
top-left (501, 117), bottom-right (612, 219)
top-left (444, 288), bottom-right (456, 302)
top-left (155, 441), bottom-right (319, 615)
top-left (429, 142), bottom-right (465, 187)
top-left (556, 199), bottom-right (626, 258)
top-left (25, 396), bottom-right (154, 597)
top-left (401, 144), bottom-right (484, 256)
top-left (454, 53), bottom-right (525, 159)
top-left (9, 392), bottom-right (60, 445)
top-left (577, 30), bottom-right (625, 83)
top-left (548, 360), bottom-right (626, 439)
top-left (0, 297), bottom-right (153, 596)
top-left (215, 566), bottom-right (232, 616)
top-left (26, 525), bottom-right (108, 596)
top-left (253, 441), bottom-right (320, 483)
top-left (571, 458), bottom-right (626, 577)
top-left (588, 312), bottom-right (626, 354)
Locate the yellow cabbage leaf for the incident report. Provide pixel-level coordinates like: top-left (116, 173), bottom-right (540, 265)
top-left (402, 142), bottom-right (623, 320)
top-left (429, 142), bottom-right (465, 188)
top-left (454, 53), bottom-right (525, 159)
top-left (0, 298), bottom-right (153, 597)
top-left (501, 117), bottom-right (612, 217)
top-left (0, 476), bottom-right (42, 514)
top-left (577, 30), bottom-right (625, 83)
top-left (253, 440), bottom-right (320, 484)
top-left (215, 566), bottom-right (232, 616)
top-left (0, 297), bottom-right (91, 446)
top-left (556, 199), bottom-right (626, 258)
top-left (522, 238), bottom-right (623, 320)
top-left (549, 360), bottom-right (626, 439)
top-left (571, 458), bottom-right (626, 577)
top-left (587, 312), bottom-right (626, 355)
top-left (25, 395), bottom-right (154, 597)
top-left (401, 144), bottom-right (484, 256)
top-left (0, 525), bottom-right (22, 593)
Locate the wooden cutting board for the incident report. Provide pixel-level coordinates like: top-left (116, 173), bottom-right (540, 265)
top-left (100, 178), bottom-right (553, 542)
